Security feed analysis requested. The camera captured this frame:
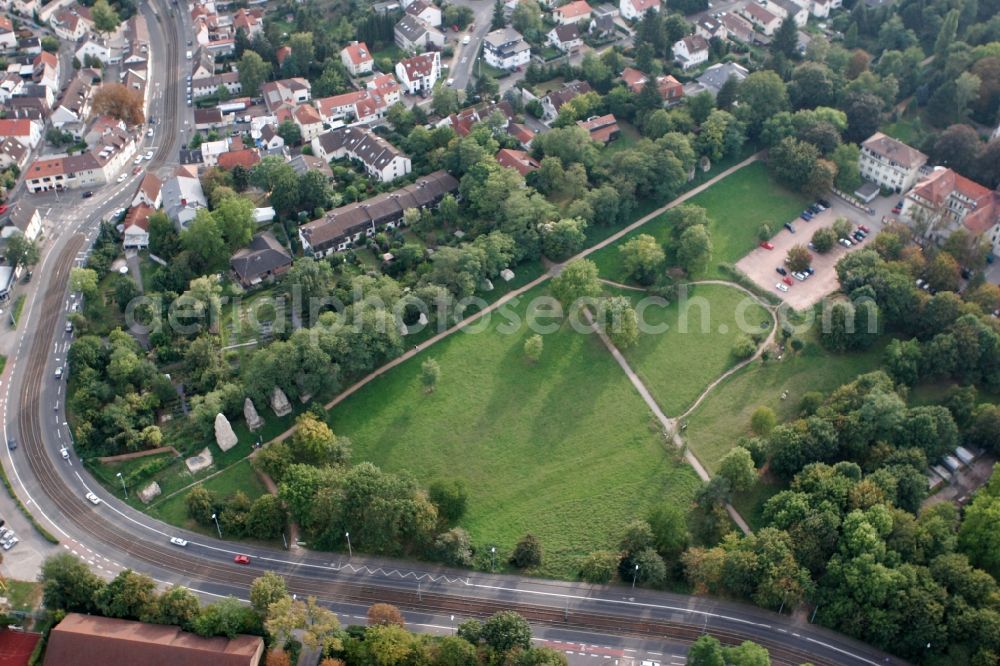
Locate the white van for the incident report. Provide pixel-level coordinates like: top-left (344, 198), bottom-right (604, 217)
top-left (185, 50), bottom-right (192, 60)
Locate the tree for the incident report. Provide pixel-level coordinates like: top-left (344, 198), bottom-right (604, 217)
top-left (750, 406), bottom-right (777, 436)
top-left (647, 503), bottom-right (687, 560)
top-left (428, 479), bottom-right (467, 523)
top-left (266, 651), bottom-right (292, 666)
top-left (811, 227), bottom-right (837, 254)
top-left (276, 120), bottom-right (302, 146)
top-left (523, 334), bottom-right (543, 363)
top-left (843, 92), bottom-right (882, 143)
top-left (510, 534), bottom-right (543, 568)
top-left (265, 596), bottom-right (341, 651)
top-left (736, 71), bottom-right (790, 138)
top-left (70, 267), bottom-right (99, 300)
top-left (246, 495), bottom-right (287, 540)
top-left (618, 234), bottom-right (665, 286)
top-left (432, 85), bottom-right (463, 117)
top-left (181, 209), bottom-right (227, 274)
top-left (491, 0), bottom-right (506, 29)
top-left (91, 0), bottom-right (120, 34)
top-left (630, 547), bottom-right (667, 586)
top-left (92, 83), bottom-right (144, 125)
top-left (435, 527), bottom-right (474, 566)
top-left (785, 245), bottom-right (811, 273)
top-left (5, 234), bottom-right (39, 268)
top-left (601, 296), bottom-right (639, 349)
top-left (290, 413), bottom-right (350, 467)
top-left (687, 635), bottom-right (725, 666)
top-left (551, 259), bottom-right (602, 310)
top-left (718, 447), bottom-right (757, 492)
top-left (831, 143), bottom-right (861, 192)
top-left (238, 51), bottom-right (271, 97)
top-left (677, 224), bottom-right (712, 275)
top-left (186, 486), bottom-right (216, 524)
top-left (958, 472), bottom-right (1000, 578)
top-left (250, 572), bottom-right (289, 616)
top-left (96, 569), bottom-right (157, 620)
top-left (541, 217), bottom-right (587, 261)
top-left (421, 358), bottom-right (441, 393)
top-left (148, 585), bottom-right (201, 629)
top-left (769, 137), bottom-right (819, 191)
top-left (934, 9), bottom-right (960, 61)
top-left (368, 603), bottom-right (406, 627)
top-left (480, 611), bottom-right (532, 653)
top-left (40, 553), bottom-right (105, 613)
top-left (579, 551), bottom-right (619, 583)
top-left (212, 195), bottom-right (255, 251)
top-left (771, 16), bottom-right (798, 60)
top-left (931, 124), bottom-right (983, 177)
top-left (925, 252), bottom-right (961, 292)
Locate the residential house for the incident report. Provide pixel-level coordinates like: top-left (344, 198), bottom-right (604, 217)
top-left (394, 14), bottom-right (445, 52)
top-left (340, 41), bottom-right (374, 76)
top-left (292, 103), bottom-right (324, 142)
top-left (193, 107), bottom-right (225, 130)
top-left (405, 0), bottom-right (442, 27)
top-left (507, 122), bottom-right (536, 148)
top-left (541, 80), bottom-right (592, 121)
top-left (43, 613), bottom-right (263, 666)
top-left (548, 24), bottom-right (583, 52)
top-left (161, 168), bottom-right (208, 229)
top-left (75, 37), bottom-right (111, 65)
top-left (25, 153), bottom-right (105, 192)
top-left (692, 61), bottom-right (748, 97)
top-left (0, 137), bottom-right (29, 170)
top-left (741, 2), bottom-right (781, 35)
top-left (200, 138), bottom-right (229, 167)
top-left (496, 148), bottom-right (540, 176)
top-left (577, 114), bottom-right (620, 143)
top-left (315, 90), bottom-right (382, 124)
top-left (17, 36), bottom-right (41, 55)
top-left (656, 74), bottom-right (684, 105)
top-left (719, 12), bottom-right (755, 43)
top-left (903, 167), bottom-right (1000, 256)
top-left (395, 51), bottom-right (441, 95)
top-left (695, 16), bottom-right (727, 41)
top-left (51, 7), bottom-right (93, 42)
top-left (438, 100), bottom-right (514, 135)
top-left (7, 203), bottom-right (41, 240)
top-left (124, 14), bottom-right (150, 64)
top-left (672, 34), bottom-right (709, 70)
top-left (217, 148), bottom-right (261, 170)
top-left (232, 8), bottom-right (263, 37)
top-left (289, 153), bottom-right (333, 179)
top-left (0, 73), bottom-right (24, 103)
top-left (0, 118), bottom-right (42, 149)
top-left (620, 0), bottom-right (658, 21)
top-left (11, 0), bottom-right (38, 17)
top-left (258, 125), bottom-right (284, 151)
top-left (190, 72), bottom-right (241, 99)
top-left (33, 51), bottom-right (60, 94)
top-left (367, 72), bottom-right (402, 107)
top-left (767, 0), bottom-right (808, 27)
top-left (553, 0), bottom-right (593, 24)
top-left (312, 126), bottom-right (411, 183)
top-left (589, 5), bottom-right (617, 37)
top-left (482, 27), bottom-right (531, 70)
top-left (276, 45), bottom-right (292, 68)
top-left (0, 16), bottom-right (16, 51)
top-left (299, 170), bottom-right (458, 256)
top-left (191, 49), bottom-right (215, 80)
top-left (7, 94), bottom-right (49, 121)
top-left (621, 67), bottom-right (648, 94)
top-left (230, 232), bottom-right (292, 287)
top-left (859, 131), bottom-right (928, 193)
top-left (122, 204), bottom-right (152, 249)
top-left (260, 77), bottom-right (311, 112)
top-left (132, 172), bottom-right (162, 208)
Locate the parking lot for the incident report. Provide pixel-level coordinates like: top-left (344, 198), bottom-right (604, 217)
top-left (736, 198), bottom-right (880, 310)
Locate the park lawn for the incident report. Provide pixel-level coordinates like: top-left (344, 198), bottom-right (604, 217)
top-left (10, 295), bottom-right (25, 328)
top-left (613, 283), bottom-right (772, 416)
top-left (605, 121), bottom-right (641, 153)
top-left (880, 113), bottom-right (930, 148)
top-left (148, 459), bottom-right (268, 533)
top-left (683, 334), bottom-right (889, 473)
top-left (590, 161), bottom-right (809, 283)
top-left (328, 286), bottom-right (702, 579)
top-left (4, 580), bottom-right (41, 614)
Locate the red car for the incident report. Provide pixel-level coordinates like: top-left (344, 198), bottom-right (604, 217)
top-left (233, 554), bottom-right (251, 565)
top-left (0, 204), bottom-right (7, 215)
top-left (858, 224), bottom-right (870, 233)
top-left (782, 276), bottom-right (793, 286)
top-left (451, 24), bottom-right (459, 31)
top-left (760, 241), bottom-right (774, 250)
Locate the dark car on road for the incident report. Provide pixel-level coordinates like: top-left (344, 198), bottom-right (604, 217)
top-left (7, 439), bottom-right (15, 451)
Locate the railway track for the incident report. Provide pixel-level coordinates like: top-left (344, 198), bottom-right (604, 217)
top-left (11, 242), bottom-right (860, 666)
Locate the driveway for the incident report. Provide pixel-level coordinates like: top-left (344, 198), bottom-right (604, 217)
top-left (736, 197), bottom-right (883, 310)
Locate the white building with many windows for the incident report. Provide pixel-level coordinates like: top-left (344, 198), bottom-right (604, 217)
top-left (482, 27), bottom-right (530, 70)
top-left (858, 132), bottom-right (928, 193)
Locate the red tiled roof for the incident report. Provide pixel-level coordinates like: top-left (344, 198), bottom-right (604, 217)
top-left (217, 148), bottom-right (261, 170)
top-left (555, 0), bottom-right (592, 19)
top-left (576, 114), bottom-right (619, 144)
top-left (621, 66), bottom-right (647, 93)
top-left (398, 52), bottom-right (437, 82)
top-left (0, 119), bottom-right (32, 137)
top-left (124, 204), bottom-right (153, 231)
top-left (630, 0), bottom-right (659, 12)
top-left (496, 148), bottom-right (540, 176)
top-left (341, 41), bottom-right (373, 66)
top-left (276, 46), bottom-right (291, 65)
top-left (0, 630), bottom-right (41, 666)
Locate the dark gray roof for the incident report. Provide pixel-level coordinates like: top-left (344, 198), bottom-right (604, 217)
top-left (395, 14), bottom-right (431, 43)
top-left (230, 232), bottom-right (292, 283)
top-left (317, 126), bottom-right (406, 173)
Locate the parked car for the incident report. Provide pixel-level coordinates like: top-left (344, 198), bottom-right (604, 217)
top-left (776, 266), bottom-right (787, 276)
top-left (892, 200), bottom-right (904, 214)
top-left (116, 173), bottom-right (127, 183)
top-left (775, 282), bottom-right (789, 292)
top-left (82, 191), bottom-right (94, 198)
top-left (858, 224), bottom-right (870, 233)
top-left (852, 230), bottom-right (865, 242)
top-left (233, 554), bottom-right (251, 565)
top-left (800, 212), bottom-right (813, 221)
top-left (793, 272), bottom-right (806, 281)
top-left (839, 238), bottom-right (853, 247)
top-left (0, 204), bottom-right (7, 215)
top-left (462, 34), bottom-right (471, 44)
top-left (804, 267), bottom-right (815, 276)
top-left (760, 241), bottom-right (774, 250)
top-left (784, 222), bottom-right (795, 233)
top-left (782, 275), bottom-right (793, 285)
top-left (817, 198), bottom-right (831, 208)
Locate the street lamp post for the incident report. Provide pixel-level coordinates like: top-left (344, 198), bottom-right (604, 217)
top-left (211, 513), bottom-right (222, 539)
top-left (632, 563), bottom-right (639, 591)
top-left (345, 532), bottom-right (352, 558)
top-left (116, 472), bottom-right (127, 499)
top-left (491, 546), bottom-right (496, 572)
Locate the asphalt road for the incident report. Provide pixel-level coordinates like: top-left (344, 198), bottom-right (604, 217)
top-left (0, 3), bottom-right (904, 665)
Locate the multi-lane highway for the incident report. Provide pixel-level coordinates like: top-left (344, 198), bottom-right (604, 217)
top-left (0, 2), bottom-right (905, 664)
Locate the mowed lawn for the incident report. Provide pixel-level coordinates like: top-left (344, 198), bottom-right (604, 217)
top-left (592, 161), bottom-right (810, 282)
top-left (683, 334), bottom-right (888, 473)
top-left (328, 287), bottom-right (702, 578)
top-left (614, 284), bottom-right (772, 416)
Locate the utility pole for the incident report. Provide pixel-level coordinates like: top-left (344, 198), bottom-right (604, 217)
top-left (116, 472), bottom-right (127, 499)
top-left (345, 531), bottom-right (352, 558)
top-left (211, 513), bottom-right (222, 538)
